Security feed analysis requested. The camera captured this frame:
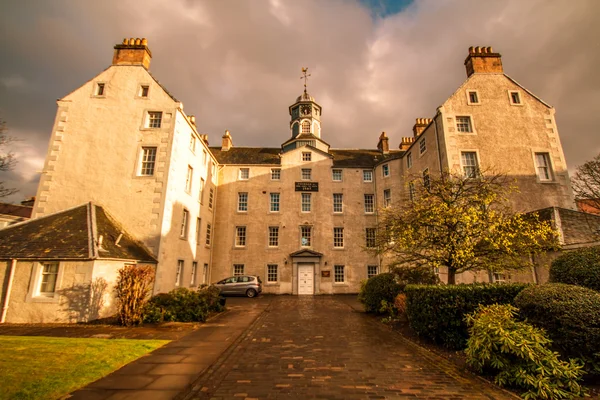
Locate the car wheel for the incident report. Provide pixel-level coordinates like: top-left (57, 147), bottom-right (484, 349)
top-left (246, 288), bottom-right (257, 298)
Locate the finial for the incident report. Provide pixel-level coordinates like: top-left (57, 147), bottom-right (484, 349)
top-left (300, 67), bottom-right (311, 94)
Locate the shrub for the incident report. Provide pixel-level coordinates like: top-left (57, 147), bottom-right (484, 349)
top-left (550, 246), bottom-right (600, 291)
top-left (392, 265), bottom-right (440, 285)
top-left (143, 285), bottom-right (224, 323)
top-left (404, 283), bottom-right (528, 349)
top-left (115, 265), bottom-right (155, 326)
top-left (358, 273), bottom-right (403, 313)
top-left (465, 304), bottom-right (585, 399)
top-left (394, 293), bottom-right (407, 315)
top-left (515, 283), bottom-right (600, 373)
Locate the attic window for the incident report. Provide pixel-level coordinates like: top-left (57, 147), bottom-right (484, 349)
top-left (467, 90), bottom-right (479, 105)
top-left (509, 91), bottom-right (522, 105)
top-left (140, 85), bottom-right (149, 97)
top-left (95, 83), bottom-right (105, 96)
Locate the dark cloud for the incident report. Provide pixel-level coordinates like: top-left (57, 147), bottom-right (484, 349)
top-left (0, 0), bottom-right (598, 204)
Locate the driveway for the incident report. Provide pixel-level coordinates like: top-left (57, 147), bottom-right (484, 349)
top-left (183, 295), bottom-right (515, 399)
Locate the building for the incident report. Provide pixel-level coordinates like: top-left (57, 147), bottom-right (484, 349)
top-left (0, 201), bottom-right (33, 228)
top-left (0, 39), bottom-right (583, 320)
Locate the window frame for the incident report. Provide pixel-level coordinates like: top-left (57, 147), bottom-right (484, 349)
top-left (301, 168), bottom-right (312, 180)
top-left (333, 193), bottom-right (343, 213)
top-left (301, 193), bottom-right (312, 213)
top-left (365, 228), bottom-right (376, 248)
top-left (270, 192), bottom-right (280, 213)
top-left (460, 151), bottom-right (480, 179)
top-left (205, 223), bottom-right (212, 246)
top-left (334, 265), bottom-right (345, 283)
top-left (455, 115), bottom-right (474, 134)
top-left (423, 169), bottom-right (430, 190)
top-left (191, 261), bottom-right (198, 286)
top-left (139, 85), bottom-right (149, 98)
top-left (195, 217), bottom-right (201, 244)
top-left (138, 146), bottom-right (157, 176)
top-left (383, 189), bottom-right (391, 208)
top-left (185, 165), bottom-right (193, 193)
top-left (233, 264), bottom-right (245, 276)
top-left (533, 151), bottom-right (554, 182)
top-left (408, 181), bottom-right (416, 201)
top-left (271, 168), bottom-right (281, 180)
top-left (208, 188), bottom-right (214, 210)
top-left (146, 111), bottom-right (163, 128)
top-left (238, 168), bottom-right (250, 180)
top-left (39, 262), bottom-right (60, 296)
top-left (268, 226), bottom-right (279, 247)
top-left (94, 82), bottom-right (106, 97)
top-left (382, 164), bottom-right (390, 177)
top-left (180, 209), bottom-right (189, 239)
top-left (419, 138), bottom-right (426, 155)
top-left (406, 152), bottom-right (412, 169)
top-left (332, 169), bottom-right (342, 182)
top-left (466, 90), bottom-right (480, 105)
top-left (300, 225), bottom-right (312, 247)
top-left (367, 265), bottom-right (379, 279)
top-left (333, 227), bottom-right (344, 248)
top-left (267, 264), bottom-right (278, 283)
top-left (363, 170), bottom-right (373, 182)
top-left (235, 226), bottom-right (247, 247)
top-left (302, 152), bottom-right (312, 161)
top-left (238, 192), bottom-right (248, 212)
top-left (175, 260), bottom-right (184, 287)
top-left (508, 90), bottom-right (523, 106)
top-left (364, 194), bottom-right (374, 213)
top-left (189, 134), bottom-right (197, 153)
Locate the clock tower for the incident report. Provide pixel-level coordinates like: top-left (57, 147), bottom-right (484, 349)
top-left (289, 68), bottom-right (322, 139)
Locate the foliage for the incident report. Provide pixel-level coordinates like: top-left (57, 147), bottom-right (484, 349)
top-left (465, 304), bottom-right (585, 399)
top-left (392, 265), bottom-right (440, 285)
top-left (0, 117), bottom-right (18, 198)
top-left (515, 283), bottom-right (600, 373)
top-left (394, 293), bottom-right (407, 315)
top-left (0, 335), bottom-right (167, 400)
top-left (572, 153), bottom-right (600, 212)
top-left (144, 285), bottom-right (224, 323)
top-left (550, 246), bottom-right (600, 291)
top-left (358, 272), bottom-right (403, 314)
top-left (404, 283), bottom-right (528, 349)
top-left (375, 171), bottom-right (559, 284)
top-left (114, 265), bottom-right (155, 326)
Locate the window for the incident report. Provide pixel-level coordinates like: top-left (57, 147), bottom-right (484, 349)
top-left (95, 83), bottom-right (105, 96)
top-left (270, 193), bottom-right (280, 212)
top-left (139, 147), bottom-right (157, 176)
top-left (203, 264), bottom-right (208, 284)
top-left (147, 111), bottom-right (162, 128)
top-left (301, 193), bottom-right (311, 212)
top-left (199, 178), bottom-right (205, 203)
top-left (407, 153), bottom-right (412, 169)
top-left (418, 139), bottom-right (426, 155)
top-left (334, 265), bottom-right (345, 283)
top-left (456, 116), bottom-right (472, 133)
top-left (180, 209), bottom-right (189, 238)
top-left (423, 169), bottom-right (430, 190)
top-left (366, 228), bottom-right (376, 248)
top-left (302, 152), bottom-right (312, 161)
top-left (189, 135), bottom-right (196, 153)
top-left (333, 193), bottom-right (343, 213)
top-left (301, 226), bottom-right (312, 247)
top-left (239, 168), bottom-right (249, 180)
top-left (535, 153), bottom-right (552, 181)
top-left (461, 152), bottom-right (479, 178)
top-left (269, 226), bottom-right (279, 247)
top-left (364, 194), bottom-right (374, 213)
top-left (267, 264), bottom-right (278, 283)
top-left (334, 227), bottom-right (344, 248)
top-left (367, 265), bottom-right (379, 279)
top-left (233, 264), bottom-right (244, 276)
top-left (238, 192), bottom-right (248, 212)
top-left (203, 150), bottom-right (208, 166)
top-left (301, 120), bottom-right (310, 134)
top-left (205, 223), bottom-right (212, 245)
top-left (383, 189), bottom-right (391, 207)
top-left (363, 170), bottom-right (373, 182)
top-left (235, 226), bottom-right (246, 247)
top-left (493, 272), bottom-right (510, 283)
top-left (185, 166), bottom-right (193, 193)
top-left (271, 168), bottom-right (281, 180)
top-left (301, 168), bottom-right (312, 180)
top-left (382, 164), bottom-right (390, 177)
top-left (195, 218), bottom-right (201, 243)
top-left (468, 90), bottom-right (479, 104)
top-left (175, 260), bottom-right (184, 287)
top-left (209, 188), bottom-right (214, 209)
top-left (39, 262), bottom-right (59, 295)
top-left (191, 262), bottom-right (198, 286)
top-left (332, 169), bottom-right (342, 181)
top-left (509, 91), bottom-right (521, 105)
top-left (140, 85), bottom-right (149, 97)
top-left (408, 181), bottom-right (416, 201)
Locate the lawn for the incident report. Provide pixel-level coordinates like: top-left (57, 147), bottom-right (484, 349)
top-left (0, 335), bottom-right (169, 400)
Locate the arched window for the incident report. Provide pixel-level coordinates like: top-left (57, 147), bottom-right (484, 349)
top-left (301, 120), bottom-right (311, 134)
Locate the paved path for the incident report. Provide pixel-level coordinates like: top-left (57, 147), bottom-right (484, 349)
top-left (183, 296), bottom-right (515, 400)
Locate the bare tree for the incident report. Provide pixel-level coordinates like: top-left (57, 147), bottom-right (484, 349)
top-left (572, 154), bottom-right (600, 212)
top-left (0, 118), bottom-right (18, 198)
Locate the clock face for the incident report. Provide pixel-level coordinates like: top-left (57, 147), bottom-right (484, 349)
top-left (301, 105), bottom-right (311, 115)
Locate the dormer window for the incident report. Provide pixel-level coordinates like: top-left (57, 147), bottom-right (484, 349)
top-left (301, 121), bottom-right (311, 134)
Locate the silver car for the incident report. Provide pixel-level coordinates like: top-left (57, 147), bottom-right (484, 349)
top-left (214, 275), bottom-right (262, 298)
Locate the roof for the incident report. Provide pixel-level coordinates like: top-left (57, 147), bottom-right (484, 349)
top-left (532, 207), bottom-right (600, 247)
top-left (0, 203), bottom-right (157, 262)
top-left (0, 203), bottom-right (33, 219)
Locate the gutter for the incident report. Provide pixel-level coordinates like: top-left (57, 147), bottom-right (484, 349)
top-left (1, 259), bottom-right (17, 323)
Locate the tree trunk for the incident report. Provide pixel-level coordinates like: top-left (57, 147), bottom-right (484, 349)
top-left (447, 268), bottom-right (457, 285)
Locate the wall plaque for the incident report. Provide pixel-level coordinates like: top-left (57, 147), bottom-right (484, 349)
top-left (321, 270), bottom-right (330, 278)
top-left (295, 182), bottom-right (319, 192)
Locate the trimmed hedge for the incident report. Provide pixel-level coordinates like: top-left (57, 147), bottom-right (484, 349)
top-left (143, 286), bottom-right (224, 323)
top-left (515, 283), bottom-right (600, 373)
top-left (405, 283), bottom-right (528, 349)
top-left (550, 246), bottom-right (600, 291)
top-left (358, 273), bottom-right (403, 314)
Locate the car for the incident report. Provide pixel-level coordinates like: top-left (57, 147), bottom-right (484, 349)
top-left (214, 275), bottom-right (262, 298)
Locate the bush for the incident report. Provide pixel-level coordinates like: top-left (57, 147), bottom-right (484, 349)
top-left (394, 293), bottom-right (407, 315)
top-left (115, 265), bottom-right (155, 326)
top-left (143, 285), bottom-right (224, 323)
top-left (465, 304), bottom-right (585, 399)
top-left (358, 273), bottom-right (403, 313)
top-left (404, 283), bottom-right (528, 349)
top-left (393, 265), bottom-right (440, 286)
top-left (515, 283), bottom-right (600, 373)
top-left (550, 246), bottom-right (600, 291)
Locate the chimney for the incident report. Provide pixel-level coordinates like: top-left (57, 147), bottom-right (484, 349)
top-left (189, 115), bottom-right (196, 126)
top-left (399, 137), bottom-right (414, 150)
top-left (221, 130), bottom-right (233, 151)
top-left (112, 38), bottom-right (152, 69)
top-left (200, 134), bottom-right (209, 145)
top-left (377, 132), bottom-right (389, 154)
top-left (412, 118), bottom-right (432, 137)
top-left (464, 46), bottom-right (503, 77)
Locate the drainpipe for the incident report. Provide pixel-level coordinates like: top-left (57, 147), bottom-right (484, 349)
top-left (1, 259), bottom-right (17, 323)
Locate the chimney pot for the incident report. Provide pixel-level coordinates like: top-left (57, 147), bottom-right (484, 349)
top-left (113, 37), bottom-right (153, 69)
top-left (141, 38), bottom-right (148, 46)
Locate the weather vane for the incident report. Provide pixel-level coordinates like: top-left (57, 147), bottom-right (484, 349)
top-left (300, 67), bottom-right (311, 94)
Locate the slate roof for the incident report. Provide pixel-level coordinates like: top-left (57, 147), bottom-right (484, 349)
top-left (533, 207), bottom-right (600, 246)
top-left (0, 203), bottom-right (33, 219)
top-left (0, 203), bottom-right (156, 262)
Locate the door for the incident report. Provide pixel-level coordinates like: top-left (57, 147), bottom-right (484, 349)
top-left (298, 263), bottom-right (314, 295)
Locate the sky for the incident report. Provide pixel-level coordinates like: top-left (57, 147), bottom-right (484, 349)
top-left (0, 0), bottom-right (599, 204)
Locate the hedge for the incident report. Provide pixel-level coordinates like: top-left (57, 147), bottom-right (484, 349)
top-left (405, 283), bottom-right (529, 349)
top-left (550, 246), bottom-right (600, 291)
top-left (144, 286), bottom-right (224, 323)
top-left (358, 273), bottom-right (403, 313)
top-left (515, 283), bottom-right (600, 373)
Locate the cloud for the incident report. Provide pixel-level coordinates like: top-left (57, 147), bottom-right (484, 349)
top-left (0, 0), bottom-right (599, 203)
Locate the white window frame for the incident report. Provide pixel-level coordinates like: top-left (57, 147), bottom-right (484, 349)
top-left (367, 265), bottom-right (379, 279)
top-left (460, 151), bottom-right (480, 179)
top-left (332, 169), bottom-right (342, 182)
top-left (189, 134), bottom-right (196, 153)
top-left (146, 111), bottom-right (163, 128)
top-left (333, 193), bottom-right (343, 213)
top-left (383, 189), bottom-right (391, 208)
top-left (333, 227), bottom-right (344, 248)
top-left (202, 263), bottom-right (208, 284)
top-left (208, 188), bottom-right (214, 210)
top-left (139, 85), bottom-right (149, 98)
top-left (408, 181), bottom-right (416, 201)
top-left (334, 265), bottom-right (345, 283)
top-left (301, 193), bottom-right (311, 212)
top-left (235, 226), bottom-right (247, 247)
top-left (191, 261), bottom-right (198, 286)
top-left (268, 226), bottom-right (279, 247)
top-left (138, 146), bottom-right (157, 176)
top-left (300, 226), bottom-right (312, 247)
top-left (271, 168), bottom-right (281, 180)
top-left (195, 217), bottom-right (201, 244)
top-left (419, 138), bottom-right (426, 155)
top-left (365, 228), bottom-right (376, 248)
top-left (185, 165), bottom-right (193, 193)
top-left (239, 168), bottom-right (249, 180)
top-left (382, 164), bottom-right (390, 177)
top-left (238, 192), bottom-right (248, 212)
top-left (175, 260), bottom-right (184, 287)
top-left (94, 82), bottom-right (106, 97)
top-left (267, 264), bottom-right (278, 283)
top-left (180, 209), bottom-right (189, 239)
top-left (205, 223), bottom-right (212, 246)
top-left (466, 90), bottom-right (480, 105)
top-left (302, 152), bottom-right (312, 161)
top-left (508, 90), bottom-right (523, 106)
top-left (301, 168), bottom-right (312, 180)
top-left (533, 151), bottom-right (554, 182)
top-left (364, 194), bottom-right (374, 213)
top-left (363, 170), bottom-right (373, 182)
top-left (455, 115), bottom-right (475, 134)
top-left (270, 193), bottom-right (280, 212)
top-left (301, 120), bottom-right (311, 134)
top-left (233, 264), bottom-right (244, 276)
top-left (406, 152), bottom-right (412, 169)
top-left (39, 262), bottom-right (60, 296)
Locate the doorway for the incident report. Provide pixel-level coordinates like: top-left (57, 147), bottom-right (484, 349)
top-left (297, 263), bottom-right (314, 295)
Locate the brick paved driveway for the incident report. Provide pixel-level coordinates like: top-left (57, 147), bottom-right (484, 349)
top-left (183, 296), bottom-right (515, 400)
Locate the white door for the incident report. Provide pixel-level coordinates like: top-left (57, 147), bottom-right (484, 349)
top-left (298, 264), bottom-right (314, 295)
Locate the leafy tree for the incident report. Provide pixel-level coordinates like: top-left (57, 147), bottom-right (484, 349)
top-left (572, 153), bottom-right (600, 212)
top-left (0, 118), bottom-right (17, 198)
top-left (375, 171), bottom-right (558, 284)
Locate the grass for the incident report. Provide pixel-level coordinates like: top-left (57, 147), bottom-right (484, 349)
top-left (0, 335), bottom-right (169, 400)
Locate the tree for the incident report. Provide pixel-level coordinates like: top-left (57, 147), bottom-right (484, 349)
top-left (0, 118), bottom-right (17, 198)
top-left (375, 171), bottom-right (559, 284)
top-left (572, 153), bottom-right (600, 212)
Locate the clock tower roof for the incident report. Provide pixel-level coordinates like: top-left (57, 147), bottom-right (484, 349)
top-left (296, 91), bottom-right (315, 103)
